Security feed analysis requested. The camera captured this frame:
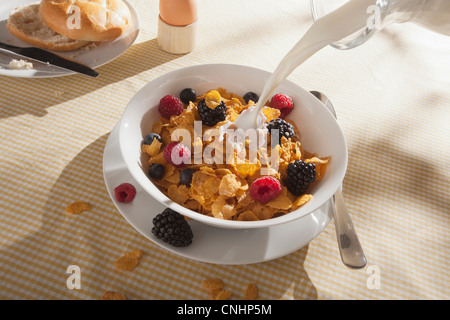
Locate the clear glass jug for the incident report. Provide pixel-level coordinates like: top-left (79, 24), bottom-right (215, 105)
top-left (311, 0), bottom-right (450, 50)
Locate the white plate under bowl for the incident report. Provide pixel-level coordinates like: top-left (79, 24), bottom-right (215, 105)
top-left (118, 63), bottom-right (347, 229)
top-left (103, 122), bottom-right (333, 265)
top-left (0, 0), bottom-right (139, 78)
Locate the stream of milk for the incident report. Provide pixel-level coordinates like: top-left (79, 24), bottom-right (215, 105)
top-left (233, 0), bottom-right (375, 131)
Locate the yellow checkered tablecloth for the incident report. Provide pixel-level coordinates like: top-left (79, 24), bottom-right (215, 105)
top-left (0, 0), bottom-right (449, 300)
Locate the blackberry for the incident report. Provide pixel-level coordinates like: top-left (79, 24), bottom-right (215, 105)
top-left (180, 88), bottom-right (197, 104)
top-left (148, 163), bottom-right (165, 179)
top-left (285, 160), bottom-right (316, 196)
top-left (266, 118), bottom-right (294, 146)
top-left (197, 99), bottom-right (227, 126)
top-left (152, 208), bottom-right (193, 247)
top-left (243, 91), bottom-right (259, 104)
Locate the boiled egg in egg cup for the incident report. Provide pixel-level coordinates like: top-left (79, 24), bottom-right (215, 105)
top-left (157, 0), bottom-right (199, 54)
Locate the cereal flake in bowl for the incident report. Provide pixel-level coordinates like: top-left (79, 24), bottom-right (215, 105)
top-left (119, 64), bottom-right (347, 229)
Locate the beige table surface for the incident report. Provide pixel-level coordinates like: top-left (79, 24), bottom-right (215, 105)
top-left (0, 0), bottom-right (449, 300)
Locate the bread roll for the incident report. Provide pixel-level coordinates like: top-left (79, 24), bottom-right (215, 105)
top-left (6, 3), bottom-right (90, 52)
top-left (40, 0), bottom-right (131, 42)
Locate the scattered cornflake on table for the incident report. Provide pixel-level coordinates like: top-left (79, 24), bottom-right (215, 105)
top-left (201, 278), bottom-right (224, 291)
top-left (65, 201), bottom-right (91, 215)
top-left (114, 250), bottom-right (143, 271)
top-left (244, 283), bottom-right (258, 300)
top-left (208, 288), bottom-right (223, 300)
top-left (101, 291), bottom-right (127, 300)
top-left (201, 278), bottom-right (232, 300)
top-left (215, 289), bottom-right (232, 300)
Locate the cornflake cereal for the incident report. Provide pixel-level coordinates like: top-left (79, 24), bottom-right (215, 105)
top-left (65, 201), bottom-right (91, 215)
top-left (244, 283), bottom-right (258, 300)
top-left (114, 250), bottom-right (143, 271)
top-left (215, 289), bottom-right (232, 300)
top-left (142, 88), bottom-right (329, 221)
top-left (101, 291), bottom-right (127, 300)
top-left (201, 278), bottom-right (231, 300)
top-left (201, 278), bottom-right (224, 291)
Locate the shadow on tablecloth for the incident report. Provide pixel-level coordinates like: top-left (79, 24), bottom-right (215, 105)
top-left (0, 132), bottom-right (318, 299)
top-left (0, 38), bottom-right (182, 119)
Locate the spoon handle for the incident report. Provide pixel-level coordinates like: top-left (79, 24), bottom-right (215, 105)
top-left (332, 187), bottom-right (367, 269)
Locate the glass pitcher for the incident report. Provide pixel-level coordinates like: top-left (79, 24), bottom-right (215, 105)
top-left (311, 0), bottom-right (450, 50)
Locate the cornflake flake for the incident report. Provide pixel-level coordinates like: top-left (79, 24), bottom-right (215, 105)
top-left (114, 250), bottom-right (143, 271)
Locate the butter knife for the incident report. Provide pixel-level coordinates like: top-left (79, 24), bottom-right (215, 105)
top-left (0, 41), bottom-right (99, 77)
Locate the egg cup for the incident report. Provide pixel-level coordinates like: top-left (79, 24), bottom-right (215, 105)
top-left (157, 15), bottom-right (198, 54)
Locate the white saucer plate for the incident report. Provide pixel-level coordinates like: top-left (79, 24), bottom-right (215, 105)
top-left (102, 122), bottom-right (333, 265)
top-left (0, 0), bottom-right (139, 78)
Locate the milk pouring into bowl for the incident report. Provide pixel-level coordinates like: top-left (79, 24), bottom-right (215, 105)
top-left (233, 0), bottom-right (450, 131)
top-left (312, 0), bottom-right (450, 49)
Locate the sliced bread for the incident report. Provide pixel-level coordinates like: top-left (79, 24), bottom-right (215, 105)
top-left (6, 3), bottom-right (90, 52)
top-left (40, 0), bottom-right (131, 42)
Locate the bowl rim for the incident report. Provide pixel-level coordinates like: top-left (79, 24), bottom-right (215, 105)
top-left (118, 63), bottom-right (348, 229)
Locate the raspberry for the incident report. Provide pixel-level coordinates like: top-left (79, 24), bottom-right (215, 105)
top-left (250, 176), bottom-right (282, 204)
top-left (163, 142), bottom-right (191, 167)
top-left (269, 94), bottom-right (294, 118)
top-left (114, 183), bottom-right (137, 203)
top-left (152, 208), bottom-right (193, 247)
top-left (285, 160), bottom-right (316, 196)
top-left (158, 95), bottom-right (184, 119)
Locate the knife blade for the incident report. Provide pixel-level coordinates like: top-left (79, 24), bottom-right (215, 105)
top-left (0, 41), bottom-right (99, 77)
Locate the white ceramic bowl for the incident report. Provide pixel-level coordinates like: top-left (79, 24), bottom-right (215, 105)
top-left (119, 64), bottom-right (347, 229)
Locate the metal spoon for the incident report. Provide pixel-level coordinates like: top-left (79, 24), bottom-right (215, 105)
top-left (310, 91), bottom-right (367, 269)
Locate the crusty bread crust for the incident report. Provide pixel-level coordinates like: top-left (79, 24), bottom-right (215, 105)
top-left (6, 4), bottom-right (89, 52)
top-left (40, 0), bottom-right (131, 42)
